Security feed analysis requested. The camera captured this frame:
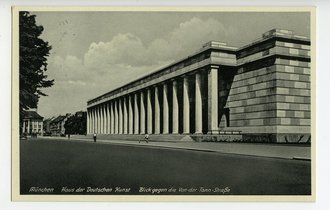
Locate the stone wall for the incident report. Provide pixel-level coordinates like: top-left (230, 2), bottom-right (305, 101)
top-left (223, 34), bottom-right (311, 142)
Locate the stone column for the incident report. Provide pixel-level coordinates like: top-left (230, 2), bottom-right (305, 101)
top-left (100, 105), bottom-right (104, 134)
top-left (114, 100), bottom-right (118, 134)
top-left (97, 106), bottom-right (100, 133)
top-left (183, 76), bottom-right (190, 134)
top-left (91, 109), bottom-right (94, 133)
top-left (140, 91), bottom-right (145, 134)
top-left (128, 95), bottom-right (134, 134)
top-left (103, 105), bottom-right (106, 134)
top-left (93, 108), bottom-right (96, 133)
top-left (119, 98), bottom-right (123, 134)
top-left (41, 121), bottom-right (43, 136)
top-left (23, 119), bottom-right (26, 133)
top-left (108, 103), bottom-right (112, 134)
top-left (110, 101), bottom-right (115, 134)
top-left (162, 83), bottom-right (169, 134)
top-left (154, 86), bottom-right (160, 134)
top-left (89, 109), bottom-right (91, 133)
top-left (89, 110), bottom-right (92, 134)
top-left (87, 109), bottom-right (89, 134)
top-left (106, 103), bottom-right (110, 134)
top-left (195, 72), bottom-right (203, 134)
top-left (99, 105), bottom-right (102, 134)
top-left (147, 88), bottom-right (153, 134)
top-left (27, 120), bottom-right (30, 134)
top-left (172, 80), bottom-right (179, 134)
top-left (123, 97), bottom-right (128, 134)
top-left (208, 66), bottom-right (219, 134)
top-left (102, 105), bottom-right (105, 134)
top-left (94, 108), bottom-right (97, 133)
top-left (104, 104), bottom-right (107, 134)
top-left (134, 93), bottom-right (139, 134)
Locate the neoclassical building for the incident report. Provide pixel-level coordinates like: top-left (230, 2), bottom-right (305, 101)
top-left (22, 110), bottom-right (44, 135)
top-left (87, 29), bottom-right (311, 143)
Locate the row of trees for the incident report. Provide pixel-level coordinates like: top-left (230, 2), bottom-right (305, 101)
top-left (64, 112), bottom-right (87, 135)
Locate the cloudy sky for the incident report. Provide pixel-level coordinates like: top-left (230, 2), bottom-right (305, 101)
top-left (32, 11), bottom-right (310, 118)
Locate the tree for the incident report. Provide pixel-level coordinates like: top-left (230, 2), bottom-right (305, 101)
top-left (64, 112), bottom-right (87, 135)
top-left (19, 11), bottom-right (54, 118)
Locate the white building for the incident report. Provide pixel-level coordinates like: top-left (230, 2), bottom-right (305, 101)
top-left (22, 111), bottom-right (44, 135)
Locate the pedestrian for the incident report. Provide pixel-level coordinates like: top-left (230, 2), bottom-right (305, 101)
top-left (68, 134), bottom-right (70, 139)
top-left (139, 133), bottom-right (149, 143)
top-left (93, 133), bottom-right (97, 143)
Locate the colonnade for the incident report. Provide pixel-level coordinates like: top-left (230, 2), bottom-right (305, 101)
top-left (87, 66), bottom-right (220, 135)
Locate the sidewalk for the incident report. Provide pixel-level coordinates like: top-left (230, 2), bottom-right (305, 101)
top-left (39, 136), bottom-right (311, 160)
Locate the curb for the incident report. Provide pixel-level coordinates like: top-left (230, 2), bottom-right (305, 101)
top-left (292, 156), bottom-right (311, 161)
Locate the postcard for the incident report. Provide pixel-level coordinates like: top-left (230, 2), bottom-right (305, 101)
top-left (11, 6), bottom-right (316, 202)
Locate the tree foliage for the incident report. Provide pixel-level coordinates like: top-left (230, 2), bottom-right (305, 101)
top-left (64, 112), bottom-right (87, 135)
top-left (19, 11), bottom-right (54, 115)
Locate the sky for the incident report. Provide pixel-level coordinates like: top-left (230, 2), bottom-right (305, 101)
top-left (31, 11), bottom-right (310, 119)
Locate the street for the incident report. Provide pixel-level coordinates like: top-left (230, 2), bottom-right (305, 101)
top-left (20, 138), bottom-right (311, 195)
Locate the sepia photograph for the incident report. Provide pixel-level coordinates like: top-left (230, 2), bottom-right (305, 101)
top-left (11, 7), bottom-right (315, 201)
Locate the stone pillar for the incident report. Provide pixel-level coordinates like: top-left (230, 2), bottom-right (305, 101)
top-left (183, 76), bottom-right (190, 134)
top-left (97, 106), bottom-right (100, 134)
top-left (123, 97), bottom-right (128, 134)
top-left (128, 95), bottom-right (134, 134)
top-left (89, 109), bottom-right (92, 134)
top-left (23, 119), bottom-right (26, 133)
top-left (91, 109), bottom-right (94, 133)
top-left (27, 120), bottom-right (30, 135)
top-left (208, 66), bottom-right (219, 134)
top-left (103, 105), bottom-right (106, 134)
top-left (93, 108), bottom-right (96, 133)
top-left (92, 108), bottom-right (95, 134)
top-left (172, 80), bottom-right (179, 134)
top-left (119, 98), bottom-right (123, 134)
top-left (162, 83), bottom-right (169, 134)
top-left (41, 121), bottom-right (43, 136)
top-left (102, 105), bottom-right (106, 134)
top-left (96, 107), bottom-right (99, 134)
top-left (104, 105), bottom-right (107, 134)
top-left (100, 105), bottom-right (104, 134)
top-left (154, 86), bottom-right (160, 134)
top-left (110, 101), bottom-right (115, 134)
top-left (99, 106), bottom-right (102, 134)
top-left (195, 72), bottom-right (203, 134)
top-left (147, 88), bottom-right (153, 134)
top-left (114, 100), bottom-right (118, 134)
top-left (87, 109), bottom-right (89, 134)
top-left (134, 93), bottom-right (139, 134)
top-left (94, 108), bottom-right (97, 133)
top-left (89, 110), bottom-right (91, 134)
top-left (140, 91), bottom-right (145, 134)
top-left (106, 103), bottom-right (110, 134)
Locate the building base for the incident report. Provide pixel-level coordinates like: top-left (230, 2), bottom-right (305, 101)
top-left (242, 133), bottom-right (311, 143)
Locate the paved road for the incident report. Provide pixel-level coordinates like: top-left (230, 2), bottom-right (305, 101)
top-left (20, 139), bottom-right (311, 195)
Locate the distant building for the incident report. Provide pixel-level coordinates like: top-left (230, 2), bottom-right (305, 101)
top-left (49, 114), bottom-right (70, 136)
top-left (22, 111), bottom-right (44, 135)
top-left (43, 117), bottom-right (55, 135)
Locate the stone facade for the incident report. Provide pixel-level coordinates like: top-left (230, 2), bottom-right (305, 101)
top-left (87, 29), bottom-right (311, 143)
